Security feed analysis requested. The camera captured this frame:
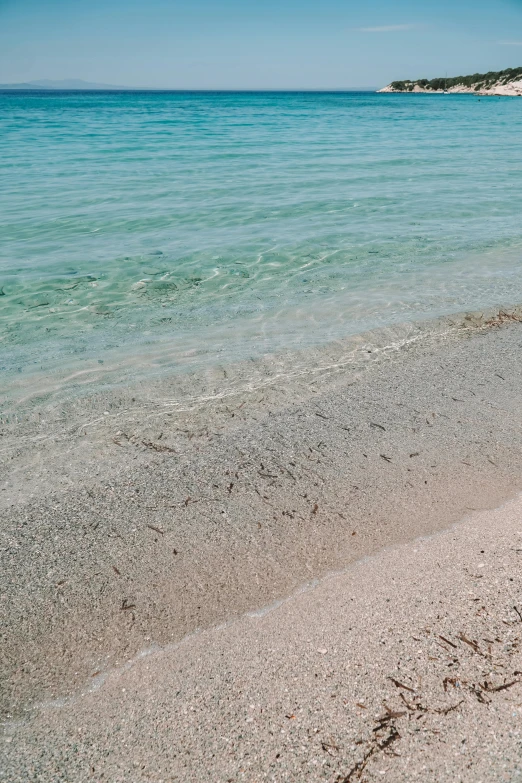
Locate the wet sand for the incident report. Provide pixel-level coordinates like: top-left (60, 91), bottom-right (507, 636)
top-left (2, 308), bottom-right (522, 780)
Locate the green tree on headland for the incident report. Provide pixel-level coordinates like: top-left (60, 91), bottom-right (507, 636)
top-left (390, 66), bottom-right (522, 92)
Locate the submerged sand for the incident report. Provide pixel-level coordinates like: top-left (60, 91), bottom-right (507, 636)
top-left (2, 308), bottom-right (522, 780)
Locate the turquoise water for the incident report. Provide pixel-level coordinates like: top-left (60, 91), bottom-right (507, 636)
top-left (2, 90), bottom-right (522, 399)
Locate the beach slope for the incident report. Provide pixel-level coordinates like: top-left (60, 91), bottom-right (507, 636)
top-left (2, 311), bottom-right (522, 780)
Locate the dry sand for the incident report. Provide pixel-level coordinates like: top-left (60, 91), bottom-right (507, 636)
top-left (3, 494), bottom-right (522, 782)
top-left (2, 308), bottom-right (522, 780)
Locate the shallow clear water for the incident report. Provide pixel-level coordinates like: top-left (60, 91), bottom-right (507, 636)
top-left (1, 90), bottom-right (522, 400)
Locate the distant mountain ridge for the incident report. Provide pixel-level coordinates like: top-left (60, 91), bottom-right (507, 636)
top-left (379, 67), bottom-right (522, 96)
top-left (0, 79), bottom-right (132, 90)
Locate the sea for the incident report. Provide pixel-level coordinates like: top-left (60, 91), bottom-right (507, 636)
top-left (1, 90), bottom-right (522, 410)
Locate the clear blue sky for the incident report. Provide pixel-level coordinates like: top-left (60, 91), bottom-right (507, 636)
top-left (1, 0), bottom-right (522, 88)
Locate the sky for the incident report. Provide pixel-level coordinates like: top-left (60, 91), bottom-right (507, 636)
top-left (1, 0), bottom-right (522, 89)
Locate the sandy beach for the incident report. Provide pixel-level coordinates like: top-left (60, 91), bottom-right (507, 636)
top-left (4, 493), bottom-right (522, 782)
top-left (1, 308), bottom-right (522, 780)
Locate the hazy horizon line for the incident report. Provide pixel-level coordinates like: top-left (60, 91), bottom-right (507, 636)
top-left (0, 86), bottom-right (382, 92)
